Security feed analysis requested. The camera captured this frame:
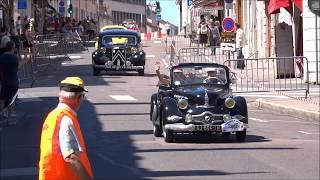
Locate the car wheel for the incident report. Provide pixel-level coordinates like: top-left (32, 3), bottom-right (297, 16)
top-left (93, 68), bottom-right (100, 76)
top-left (138, 69), bottom-right (144, 76)
top-left (161, 107), bottom-right (174, 143)
top-left (163, 129), bottom-right (174, 143)
top-left (236, 129), bottom-right (246, 142)
top-left (153, 125), bottom-right (162, 137)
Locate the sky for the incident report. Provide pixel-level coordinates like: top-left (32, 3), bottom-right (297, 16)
top-left (147, 0), bottom-right (179, 26)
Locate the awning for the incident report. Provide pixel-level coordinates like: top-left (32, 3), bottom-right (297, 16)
top-left (268, 0), bottom-right (291, 15)
top-left (268, 0), bottom-right (302, 15)
top-left (292, 0), bottom-right (302, 11)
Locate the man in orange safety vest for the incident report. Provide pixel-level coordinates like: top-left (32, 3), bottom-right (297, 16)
top-left (39, 77), bottom-right (93, 180)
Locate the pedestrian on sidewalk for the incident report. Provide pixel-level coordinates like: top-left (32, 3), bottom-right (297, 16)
top-left (165, 21), bottom-right (171, 37)
top-left (198, 15), bottom-right (209, 52)
top-left (209, 21), bottom-right (220, 56)
top-left (39, 77), bottom-right (93, 180)
top-left (235, 23), bottom-right (246, 69)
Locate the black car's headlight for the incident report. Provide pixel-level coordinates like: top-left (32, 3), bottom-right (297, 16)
top-left (225, 98), bottom-right (236, 108)
top-left (131, 47), bottom-right (138, 54)
top-left (99, 48), bottom-right (106, 54)
top-left (177, 99), bottom-right (188, 110)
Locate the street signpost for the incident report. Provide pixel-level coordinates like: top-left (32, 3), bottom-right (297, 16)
top-left (187, 0), bottom-right (193, 6)
top-left (222, 17), bottom-right (235, 32)
top-left (18, 0), bottom-right (27, 10)
top-left (59, 0), bottom-right (65, 15)
top-left (156, 14), bottom-right (161, 22)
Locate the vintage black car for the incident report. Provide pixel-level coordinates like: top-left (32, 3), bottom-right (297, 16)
top-left (92, 30), bottom-right (146, 76)
top-left (150, 63), bottom-right (248, 143)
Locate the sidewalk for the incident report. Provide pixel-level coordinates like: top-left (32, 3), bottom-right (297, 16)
top-left (256, 95), bottom-right (319, 121)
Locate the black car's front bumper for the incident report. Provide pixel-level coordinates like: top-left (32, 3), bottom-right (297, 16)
top-left (164, 113), bottom-right (248, 133)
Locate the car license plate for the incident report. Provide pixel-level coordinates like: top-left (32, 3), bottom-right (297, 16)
top-left (194, 125), bottom-right (221, 131)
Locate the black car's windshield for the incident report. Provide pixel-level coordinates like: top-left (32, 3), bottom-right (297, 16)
top-left (172, 65), bottom-right (228, 86)
top-left (102, 35), bottom-right (137, 46)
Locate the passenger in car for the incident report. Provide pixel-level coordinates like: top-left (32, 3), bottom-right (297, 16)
top-left (155, 61), bottom-right (185, 86)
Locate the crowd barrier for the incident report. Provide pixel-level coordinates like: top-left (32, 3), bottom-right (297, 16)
top-left (166, 38), bottom-right (311, 99)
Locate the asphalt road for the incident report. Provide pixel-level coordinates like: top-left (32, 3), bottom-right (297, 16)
top-left (0, 41), bottom-right (319, 180)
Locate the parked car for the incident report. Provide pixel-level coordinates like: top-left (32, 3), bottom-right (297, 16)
top-left (92, 29), bottom-right (145, 76)
top-left (150, 63), bottom-right (248, 143)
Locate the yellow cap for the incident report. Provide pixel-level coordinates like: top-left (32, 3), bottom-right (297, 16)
top-left (60, 77), bottom-right (88, 92)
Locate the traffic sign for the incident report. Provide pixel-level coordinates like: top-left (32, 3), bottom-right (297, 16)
top-left (59, 1), bottom-right (65, 6)
top-left (59, 6), bottom-right (65, 14)
top-left (222, 17), bottom-right (235, 32)
top-left (156, 14), bottom-right (161, 21)
top-left (18, 0), bottom-right (27, 10)
top-left (187, 0), bottom-right (193, 6)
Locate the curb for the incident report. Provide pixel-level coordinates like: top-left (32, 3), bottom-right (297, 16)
top-left (256, 99), bottom-right (320, 121)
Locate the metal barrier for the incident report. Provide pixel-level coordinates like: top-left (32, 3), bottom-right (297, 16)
top-left (175, 47), bottom-right (235, 65)
top-left (223, 57), bottom-right (309, 97)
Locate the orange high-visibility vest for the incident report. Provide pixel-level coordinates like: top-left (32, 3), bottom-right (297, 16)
top-left (39, 107), bottom-right (93, 180)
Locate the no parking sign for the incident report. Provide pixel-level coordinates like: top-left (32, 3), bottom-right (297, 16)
top-left (222, 17), bottom-right (235, 32)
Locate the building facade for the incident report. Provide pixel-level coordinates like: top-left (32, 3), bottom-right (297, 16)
top-left (303, 0), bottom-right (320, 84)
top-left (104, 0), bottom-right (146, 33)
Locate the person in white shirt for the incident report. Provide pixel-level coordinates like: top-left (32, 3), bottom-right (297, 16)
top-left (235, 23), bottom-right (245, 69)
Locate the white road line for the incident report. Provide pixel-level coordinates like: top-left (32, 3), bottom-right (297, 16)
top-left (109, 95), bottom-right (137, 101)
top-left (153, 40), bottom-right (162, 44)
top-left (298, 131), bottom-right (312, 135)
top-left (146, 55), bottom-right (155, 58)
top-left (0, 167), bottom-right (38, 177)
top-left (69, 55), bottom-right (81, 59)
top-left (250, 118), bottom-right (319, 125)
top-left (249, 117), bottom-right (269, 123)
top-left (161, 58), bottom-right (169, 67)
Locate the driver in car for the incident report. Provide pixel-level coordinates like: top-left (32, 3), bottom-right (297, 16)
top-left (203, 67), bottom-right (223, 84)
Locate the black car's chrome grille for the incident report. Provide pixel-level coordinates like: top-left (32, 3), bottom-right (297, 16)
top-left (192, 111), bottom-right (224, 125)
top-left (112, 48), bottom-right (126, 66)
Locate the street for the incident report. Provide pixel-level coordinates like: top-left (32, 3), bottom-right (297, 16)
top-left (0, 40), bottom-right (319, 180)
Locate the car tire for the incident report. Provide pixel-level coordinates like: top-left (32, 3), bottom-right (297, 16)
top-left (163, 129), bottom-right (174, 143)
top-left (236, 129), bottom-right (246, 142)
top-left (138, 69), bottom-right (144, 76)
top-left (93, 68), bottom-right (100, 76)
top-left (153, 125), bottom-right (162, 137)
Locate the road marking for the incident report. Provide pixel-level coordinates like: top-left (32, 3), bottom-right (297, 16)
top-left (153, 40), bottom-right (162, 44)
top-left (69, 55), bottom-right (81, 59)
top-left (0, 167), bottom-right (38, 177)
top-left (298, 131), bottom-right (312, 135)
top-left (146, 55), bottom-right (155, 58)
top-left (249, 117), bottom-right (269, 123)
top-left (161, 58), bottom-right (169, 67)
top-left (250, 118), bottom-right (319, 125)
top-left (109, 95), bottom-right (137, 101)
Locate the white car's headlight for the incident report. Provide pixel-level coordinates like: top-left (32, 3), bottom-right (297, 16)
top-left (225, 98), bottom-right (236, 108)
top-left (177, 99), bottom-right (188, 110)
